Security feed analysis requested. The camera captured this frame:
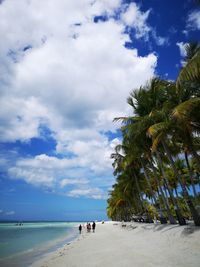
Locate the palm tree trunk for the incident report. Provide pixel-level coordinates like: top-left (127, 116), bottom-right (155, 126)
top-left (156, 151), bottom-right (186, 225)
top-left (133, 171), bottom-right (153, 223)
top-left (156, 150), bottom-right (186, 225)
top-left (186, 133), bottom-right (200, 173)
top-left (149, 158), bottom-right (177, 224)
top-left (140, 159), bottom-right (157, 205)
top-left (185, 151), bottom-right (199, 205)
top-left (163, 184), bottom-right (169, 199)
top-left (133, 171), bottom-right (145, 213)
top-left (162, 140), bottom-right (200, 226)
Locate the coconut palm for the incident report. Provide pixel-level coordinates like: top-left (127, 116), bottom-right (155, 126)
top-left (172, 98), bottom-right (200, 172)
top-left (176, 44), bottom-right (200, 89)
top-left (113, 79), bottom-right (181, 223)
top-left (108, 44), bottom-right (200, 225)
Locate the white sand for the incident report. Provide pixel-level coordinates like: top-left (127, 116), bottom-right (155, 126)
top-left (30, 221), bottom-right (200, 267)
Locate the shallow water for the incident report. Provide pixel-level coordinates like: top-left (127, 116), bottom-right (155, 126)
top-left (0, 222), bottom-right (80, 267)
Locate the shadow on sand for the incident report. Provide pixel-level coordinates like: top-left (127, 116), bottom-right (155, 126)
top-left (138, 222), bottom-right (200, 236)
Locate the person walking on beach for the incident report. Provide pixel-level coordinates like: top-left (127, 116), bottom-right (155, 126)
top-left (92, 221), bottom-right (96, 233)
top-left (87, 223), bottom-right (91, 232)
top-left (79, 224), bottom-right (82, 234)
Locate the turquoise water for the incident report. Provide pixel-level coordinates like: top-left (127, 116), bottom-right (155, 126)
top-left (0, 222), bottom-right (80, 267)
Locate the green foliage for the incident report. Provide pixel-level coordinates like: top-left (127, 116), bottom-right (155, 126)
top-left (176, 49), bottom-right (200, 88)
top-left (145, 202), bottom-right (158, 218)
top-left (107, 42), bottom-right (200, 225)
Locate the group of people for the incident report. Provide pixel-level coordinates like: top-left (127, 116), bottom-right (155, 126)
top-left (86, 222), bottom-right (96, 232)
top-left (79, 221), bottom-right (96, 234)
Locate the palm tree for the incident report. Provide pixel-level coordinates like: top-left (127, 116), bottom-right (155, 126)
top-left (176, 44), bottom-right (200, 88)
top-left (172, 98), bottom-right (200, 172)
top-left (108, 45), bottom-right (200, 225)
top-left (162, 141), bottom-right (200, 225)
top-left (129, 79), bottom-right (187, 224)
top-left (185, 42), bottom-right (200, 63)
top-left (113, 78), bottom-right (181, 223)
top-left (183, 152), bottom-right (199, 205)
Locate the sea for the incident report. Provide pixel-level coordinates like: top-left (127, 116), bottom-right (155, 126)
top-left (0, 221), bottom-right (81, 267)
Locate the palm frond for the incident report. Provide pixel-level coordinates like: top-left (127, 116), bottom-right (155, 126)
top-left (176, 50), bottom-right (200, 88)
top-left (172, 97), bottom-right (200, 121)
top-left (147, 122), bottom-right (168, 138)
top-left (185, 42), bottom-right (200, 62)
top-left (127, 96), bottom-right (136, 109)
top-left (115, 198), bottom-right (125, 207)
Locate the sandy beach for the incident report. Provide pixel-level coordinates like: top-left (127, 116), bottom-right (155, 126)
top-left (30, 221), bottom-right (200, 267)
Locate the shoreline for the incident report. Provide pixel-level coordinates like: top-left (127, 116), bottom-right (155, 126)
top-left (30, 221), bottom-right (200, 267)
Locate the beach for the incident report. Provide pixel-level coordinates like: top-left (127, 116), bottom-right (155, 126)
top-left (30, 221), bottom-right (200, 267)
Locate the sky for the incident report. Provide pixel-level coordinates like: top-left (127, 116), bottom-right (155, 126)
top-left (0, 0), bottom-right (200, 221)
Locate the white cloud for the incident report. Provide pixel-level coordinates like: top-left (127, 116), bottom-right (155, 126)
top-left (121, 3), bottom-right (151, 39)
top-left (67, 187), bottom-right (107, 199)
top-left (8, 136), bottom-right (117, 191)
top-left (9, 165), bottom-right (55, 188)
top-left (0, 0), bottom-right (158, 198)
top-left (151, 31), bottom-right (168, 46)
top-left (176, 42), bottom-right (187, 57)
top-left (8, 152), bottom-right (111, 199)
top-left (0, 97), bottom-right (49, 141)
top-left (120, 3), bottom-right (167, 45)
top-left (176, 42), bottom-right (188, 66)
top-left (186, 9), bottom-right (200, 31)
top-left (90, 0), bottom-right (121, 16)
top-left (60, 178), bottom-right (88, 188)
top-left (8, 154), bottom-right (78, 189)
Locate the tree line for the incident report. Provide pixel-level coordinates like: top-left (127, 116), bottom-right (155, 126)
top-left (107, 42), bottom-right (200, 226)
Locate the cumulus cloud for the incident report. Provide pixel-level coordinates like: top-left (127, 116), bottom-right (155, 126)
top-left (0, 0), bottom-right (158, 199)
top-left (60, 178), bottom-right (88, 188)
top-left (121, 3), bottom-right (167, 45)
top-left (0, 1), bottom-right (157, 142)
top-left (121, 2), bottom-right (151, 39)
top-left (8, 137), bottom-right (119, 196)
top-left (176, 42), bottom-right (188, 66)
top-left (176, 42), bottom-right (187, 57)
top-left (8, 154), bottom-right (111, 199)
top-left (186, 9), bottom-right (200, 31)
top-left (67, 187), bottom-right (107, 200)
top-left (151, 31), bottom-right (168, 46)
top-left (0, 97), bottom-right (49, 142)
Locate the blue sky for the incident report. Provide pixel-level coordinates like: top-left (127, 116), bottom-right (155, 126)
top-left (0, 0), bottom-right (200, 221)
